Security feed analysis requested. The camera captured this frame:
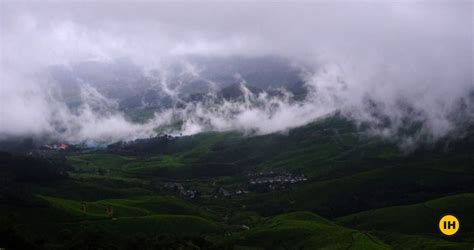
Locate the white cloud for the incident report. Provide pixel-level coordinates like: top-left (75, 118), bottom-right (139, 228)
top-left (0, 1), bottom-right (472, 146)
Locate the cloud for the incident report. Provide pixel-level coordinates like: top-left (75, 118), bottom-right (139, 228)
top-left (0, 1), bottom-right (472, 146)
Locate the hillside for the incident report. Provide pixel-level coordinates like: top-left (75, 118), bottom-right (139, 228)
top-left (1, 116), bottom-right (473, 249)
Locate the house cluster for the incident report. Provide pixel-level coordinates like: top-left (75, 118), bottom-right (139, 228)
top-left (164, 182), bottom-right (198, 199)
top-left (28, 143), bottom-right (71, 157)
top-left (214, 187), bottom-right (250, 199)
top-left (248, 171), bottom-right (307, 191)
top-left (40, 143), bottom-right (69, 151)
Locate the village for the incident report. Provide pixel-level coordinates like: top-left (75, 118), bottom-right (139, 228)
top-left (163, 182), bottom-right (199, 199)
top-left (247, 171), bottom-right (308, 191)
top-left (162, 170), bottom-right (308, 200)
top-left (40, 143), bottom-right (69, 151)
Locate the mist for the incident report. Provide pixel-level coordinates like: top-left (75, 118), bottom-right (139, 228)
top-left (1, 1), bottom-right (473, 147)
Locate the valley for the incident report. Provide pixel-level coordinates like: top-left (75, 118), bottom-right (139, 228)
top-left (2, 116), bottom-right (473, 249)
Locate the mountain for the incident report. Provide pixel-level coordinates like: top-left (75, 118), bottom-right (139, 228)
top-left (2, 115), bottom-right (473, 249)
top-left (49, 56), bottom-right (306, 108)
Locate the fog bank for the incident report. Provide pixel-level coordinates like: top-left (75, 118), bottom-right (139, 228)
top-left (1, 1), bottom-right (472, 146)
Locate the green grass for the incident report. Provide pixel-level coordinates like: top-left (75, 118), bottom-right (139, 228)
top-left (100, 215), bottom-right (220, 235)
top-left (67, 153), bottom-right (134, 170)
top-left (101, 196), bottom-right (216, 219)
top-left (240, 211), bottom-right (390, 249)
top-left (38, 195), bottom-right (216, 220)
top-left (337, 193), bottom-right (474, 241)
top-left (3, 115), bottom-right (473, 249)
top-left (371, 231), bottom-right (473, 250)
top-left (235, 159), bottom-right (474, 218)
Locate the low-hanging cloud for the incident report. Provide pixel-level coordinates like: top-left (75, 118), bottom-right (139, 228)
top-left (0, 1), bottom-right (472, 147)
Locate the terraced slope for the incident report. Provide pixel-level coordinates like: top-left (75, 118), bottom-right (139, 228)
top-left (337, 194), bottom-right (474, 248)
top-left (239, 212), bottom-right (390, 249)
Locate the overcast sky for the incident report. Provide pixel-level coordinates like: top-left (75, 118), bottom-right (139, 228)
top-left (2, 1), bottom-right (471, 63)
top-left (1, 0), bottom-right (473, 145)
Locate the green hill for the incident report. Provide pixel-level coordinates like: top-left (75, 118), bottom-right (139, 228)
top-left (39, 195), bottom-right (216, 220)
top-left (2, 116), bottom-right (473, 249)
top-left (239, 211), bottom-right (390, 249)
top-left (337, 193), bottom-right (474, 235)
top-left (337, 193), bottom-right (474, 246)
